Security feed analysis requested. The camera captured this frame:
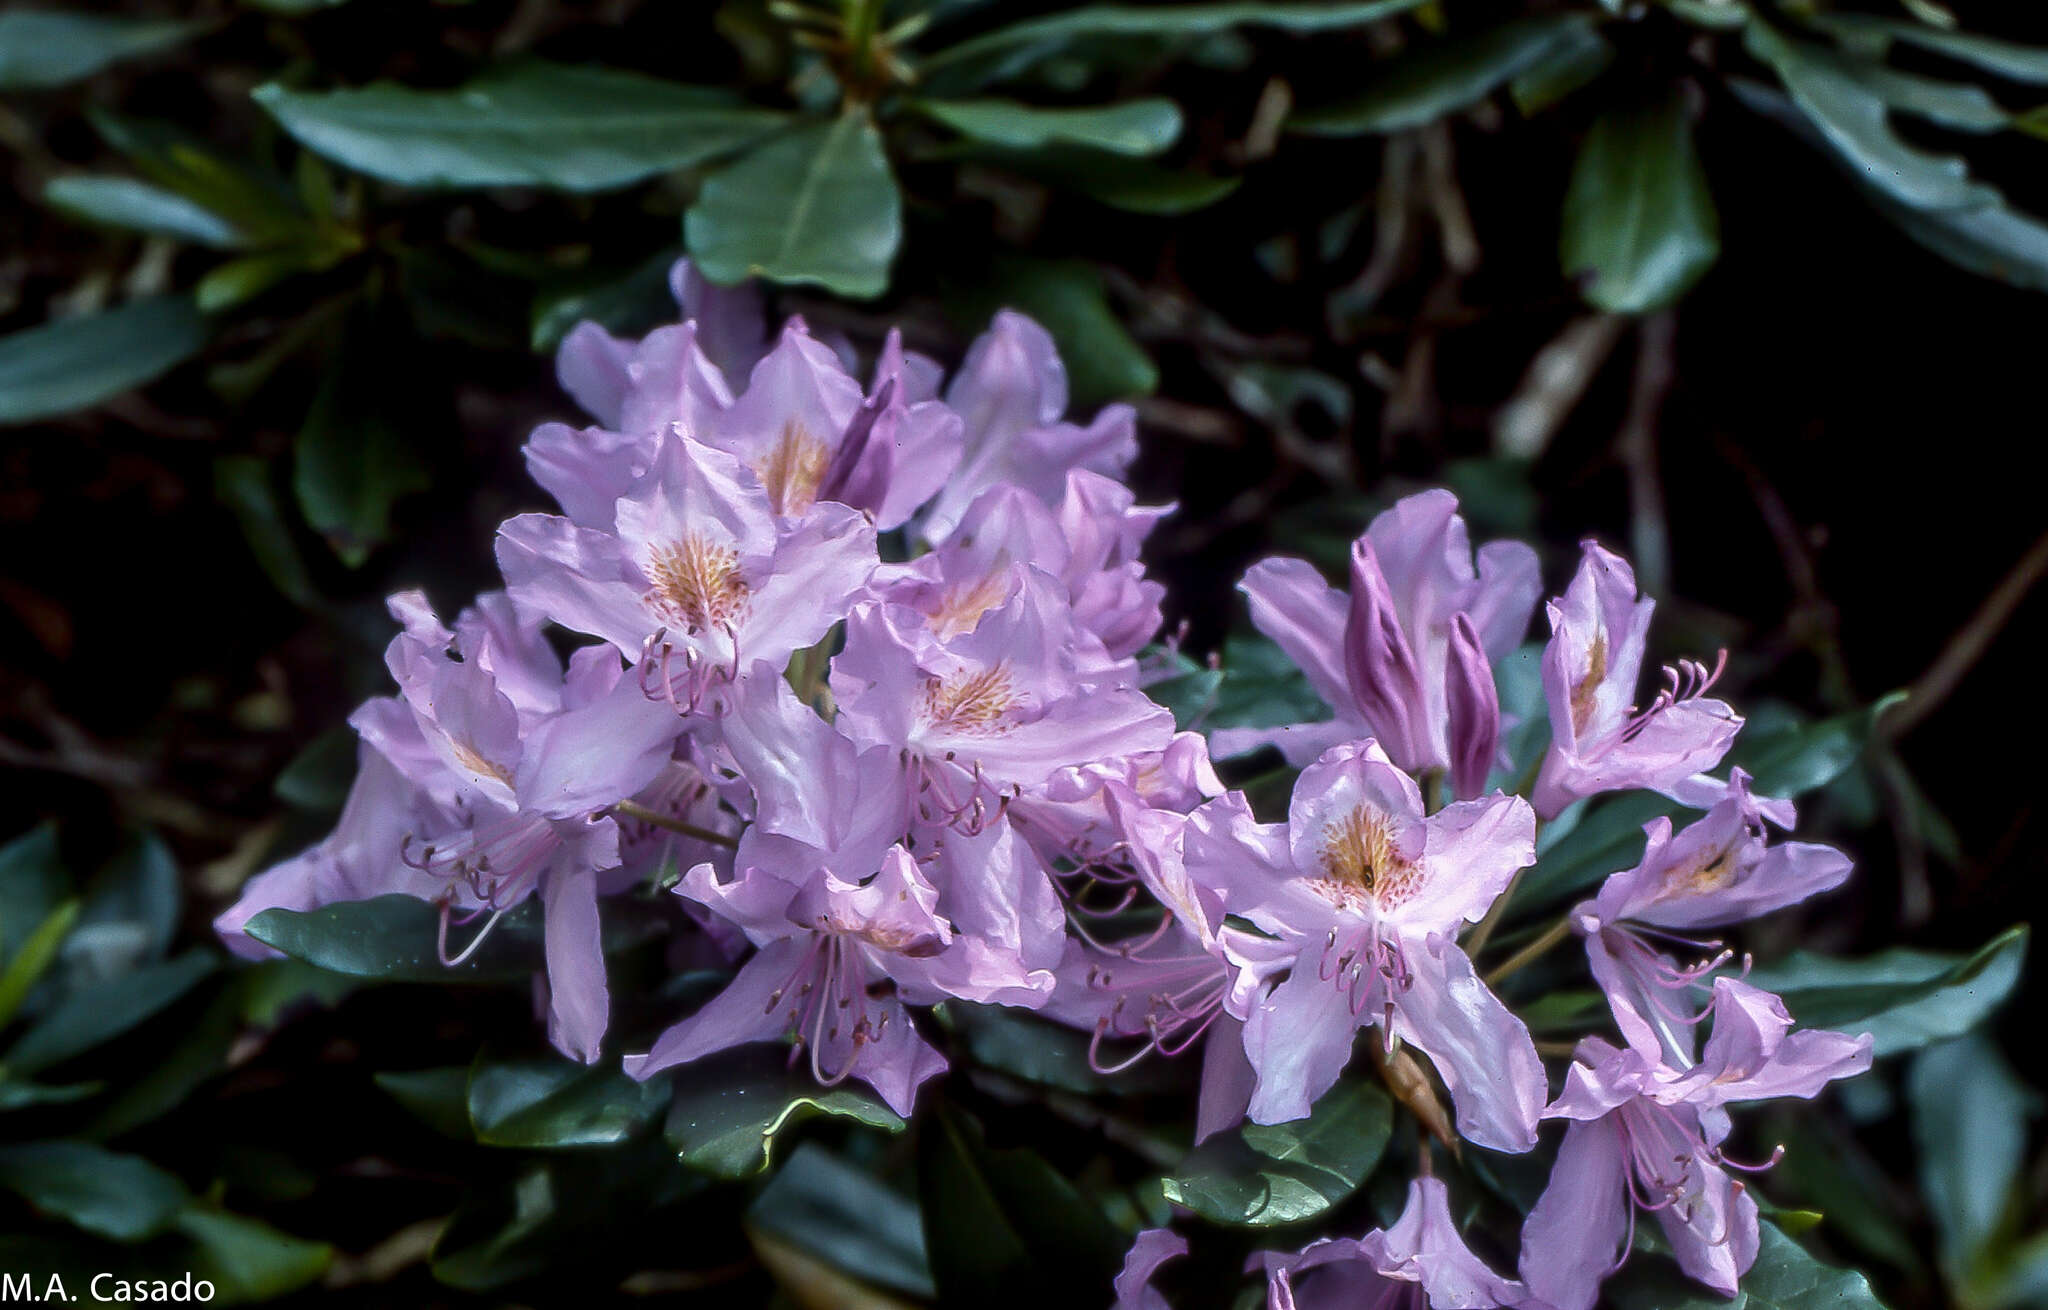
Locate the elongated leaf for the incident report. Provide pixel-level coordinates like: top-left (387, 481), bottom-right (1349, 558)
top-left (1608, 1220), bottom-right (1888, 1309)
top-left (0, 901), bottom-right (78, 1031)
top-left (1767, 1109), bottom-right (1924, 1276)
top-left (44, 176), bottom-right (247, 248)
top-left (916, 97), bottom-right (1182, 155)
top-left (176, 1209), bottom-right (331, 1300)
top-left (1163, 1080), bottom-right (1392, 1226)
top-left (747, 1144), bottom-right (934, 1299)
top-left (0, 1141), bottom-right (189, 1242)
top-left (1746, 924), bottom-right (2027, 1058)
top-left (255, 62), bottom-right (790, 191)
top-left (924, 0), bottom-right (1429, 74)
top-left (1292, 16), bottom-right (1595, 136)
top-left (214, 456), bottom-right (321, 609)
top-left (664, 1046), bottom-right (903, 1178)
top-left (1013, 146), bottom-right (1241, 214)
top-left (76, 829), bottom-right (181, 970)
top-left (1561, 94), bottom-right (1719, 313)
top-left (1733, 692), bottom-right (1906, 801)
top-left (0, 11), bottom-right (199, 91)
top-left (687, 113), bottom-right (901, 298)
top-left (0, 296), bottom-right (208, 426)
top-left (1744, 25), bottom-right (1995, 211)
top-left (246, 896), bottom-right (539, 982)
top-left (1817, 15), bottom-right (2048, 85)
top-left (293, 324), bottom-right (430, 568)
top-left (469, 1059), bottom-right (671, 1148)
top-left (920, 1105), bottom-right (1125, 1303)
top-left (0, 826), bottom-right (66, 961)
top-left (2, 951), bottom-right (214, 1075)
top-left (0, 1078), bottom-right (102, 1110)
top-left (1850, 64), bottom-right (2007, 133)
top-left (1911, 1032), bottom-right (2036, 1281)
top-left (375, 1067), bottom-right (475, 1139)
top-left (1865, 175), bottom-right (2048, 291)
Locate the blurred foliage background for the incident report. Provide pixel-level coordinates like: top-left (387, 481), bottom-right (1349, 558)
top-left (2, 0), bottom-right (2047, 1306)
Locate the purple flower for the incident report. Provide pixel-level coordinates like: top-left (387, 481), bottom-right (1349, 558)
top-left (622, 848), bottom-right (953, 1116)
top-left (1184, 742), bottom-right (1545, 1151)
top-left (1574, 770), bottom-right (1853, 1063)
top-left (1520, 979), bottom-right (1872, 1308)
top-left (1530, 543), bottom-right (1744, 820)
top-left (1113, 1229), bottom-right (1190, 1310)
top-left (1217, 491), bottom-right (1540, 799)
top-left (919, 311), bottom-right (1138, 542)
top-left (496, 431), bottom-right (878, 709)
top-left (1254, 1176), bottom-right (1525, 1310)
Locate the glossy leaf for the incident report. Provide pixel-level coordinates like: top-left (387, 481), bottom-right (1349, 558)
top-left (664, 1045), bottom-right (904, 1178)
top-left (747, 1143), bottom-right (934, 1299)
top-left (0, 296), bottom-right (209, 427)
top-left (2, 951), bottom-right (214, 1076)
top-left (1911, 1031), bottom-right (2036, 1280)
top-left (1744, 25), bottom-right (1995, 211)
top-left (1163, 1079), bottom-right (1393, 1226)
top-left (923, 0), bottom-right (1430, 76)
top-left (1732, 692), bottom-right (1906, 801)
top-left (0, 1141), bottom-right (189, 1242)
top-left (0, 11), bottom-right (199, 91)
top-left (1746, 924), bottom-right (2027, 1058)
top-left (687, 113), bottom-right (901, 298)
top-left (1817, 15), bottom-right (2048, 85)
top-left (1608, 1220), bottom-right (1889, 1309)
top-left (255, 62), bottom-right (790, 191)
top-left (916, 97), bottom-right (1182, 155)
top-left (44, 176), bottom-right (246, 248)
top-left (1205, 633), bottom-right (1332, 740)
top-left (1292, 16), bottom-right (1596, 136)
top-left (292, 326), bottom-right (430, 568)
top-left (244, 895), bottom-right (541, 982)
top-left (468, 1058), bottom-right (671, 1148)
top-left (919, 1105), bottom-right (1125, 1303)
top-left (1561, 94), bottom-right (1719, 313)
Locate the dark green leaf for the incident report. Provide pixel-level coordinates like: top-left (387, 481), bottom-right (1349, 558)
top-left (942, 1001), bottom-right (1186, 1096)
top-left (430, 1151), bottom-right (704, 1291)
top-left (664, 1045), bottom-right (903, 1178)
top-left (915, 97), bottom-right (1182, 155)
top-left (1911, 1031), bottom-right (2036, 1280)
top-left (919, 1105), bottom-right (1125, 1303)
top-left (983, 145), bottom-right (1240, 213)
top-left (274, 726), bottom-right (358, 811)
top-left (1864, 181), bottom-right (2048, 292)
top-left (687, 112), bottom-right (901, 298)
top-left (1205, 632), bottom-right (1331, 741)
top-left (1733, 692), bottom-right (1906, 800)
top-left (1744, 25), bottom-right (1996, 211)
top-left (196, 251), bottom-right (312, 313)
top-left (1509, 24), bottom-right (1615, 115)
top-left (1517, 791), bottom-right (1679, 913)
top-left (244, 895), bottom-right (540, 982)
top-left (1849, 64), bottom-right (2007, 133)
top-left (923, 0), bottom-right (1430, 75)
top-left (375, 1067), bottom-right (475, 1139)
top-left (292, 327), bottom-right (430, 568)
top-left (1561, 94), bottom-right (1719, 313)
top-left (0, 11), bottom-right (200, 91)
top-left (0, 1077), bottom-right (103, 1110)
top-left (1746, 924), bottom-right (2027, 1058)
top-left (1817, 15), bottom-right (2048, 85)
top-left (255, 62), bottom-right (790, 191)
top-left (1767, 1109), bottom-right (1924, 1276)
top-left (176, 1209), bottom-right (331, 1301)
top-left (214, 456), bottom-right (321, 609)
top-left (1743, 1220), bottom-right (1894, 1309)
top-left (468, 1058), bottom-right (671, 1148)
top-left (0, 826), bottom-right (67, 961)
top-left (747, 1143), bottom-right (934, 1299)
top-left (1162, 1079), bottom-right (1393, 1226)
top-left (0, 1141), bottom-right (189, 1241)
top-left (3, 951), bottom-right (214, 1076)
top-left (1292, 16), bottom-right (1596, 135)
top-left (84, 982), bottom-right (241, 1139)
top-left (44, 176), bottom-right (247, 248)
top-left (76, 829), bottom-right (181, 969)
top-left (530, 246), bottom-right (681, 353)
top-left (0, 296), bottom-right (209, 426)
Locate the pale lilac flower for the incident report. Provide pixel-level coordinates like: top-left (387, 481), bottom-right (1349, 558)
top-left (1520, 979), bottom-right (1872, 1309)
top-left (1010, 730), bottom-right (1222, 873)
top-left (496, 431), bottom-right (878, 709)
top-left (1184, 742), bottom-right (1545, 1150)
top-left (1216, 491), bottom-right (1540, 799)
top-left (918, 310), bottom-right (1138, 542)
top-left (1530, 543), bottom-right (1744, 820)
top-left (623, 848), bottom-right (952, 1116)
top-left (1114, 1229), bottom-right (1189, 1310)
top-left (1574, 769), bottom-right (1853, 1063)
top-left (1254, 1176), bottom-right (1525, 1310)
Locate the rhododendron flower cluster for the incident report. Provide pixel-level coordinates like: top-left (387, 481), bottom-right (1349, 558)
top-left (220, 260), bottom-right (1875, 1308)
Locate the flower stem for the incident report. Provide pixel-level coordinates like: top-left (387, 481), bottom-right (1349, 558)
top-left (1484, 915), bottom-right (1576, 987)
top-left (611, 800), bottom-right (739, 850)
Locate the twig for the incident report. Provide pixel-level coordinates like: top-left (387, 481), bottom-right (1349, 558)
top-left (1883, 526), bottom-right (2048, 739)
top-left (1617, 311), bottom-right (1678, 602)
top-left (1483, 915), bottom-right (1576, 986)
top-left (611, 801), bottom-right (739, 849)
